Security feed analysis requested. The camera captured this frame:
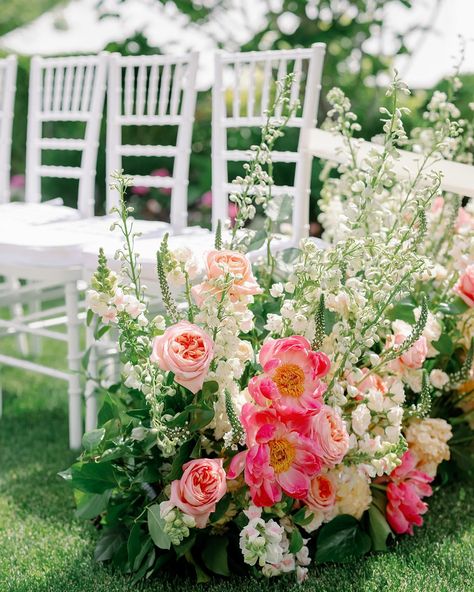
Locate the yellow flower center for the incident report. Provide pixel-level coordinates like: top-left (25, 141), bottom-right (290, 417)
top-left (269, 439), bottom-right (296, 474)
top-left (273, 363), bottom-right (305, 398)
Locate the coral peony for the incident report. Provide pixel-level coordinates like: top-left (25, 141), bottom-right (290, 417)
top-left (249, 336), bottom-right (330, 416)
top-left (384, 451), bottom-right (433, 535)
top-left (228, 404), bottom-right (322, 506)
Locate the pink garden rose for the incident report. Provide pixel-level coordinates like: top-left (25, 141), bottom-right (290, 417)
top-left (308, 405), bottom-right (350, 468)
top-left (192, 250), bottom-right (262, 306)
top-left (384, 451), bottom-right (433, 535)
top-left (150, 321), bottom-right (213, 393)
top-left (228, 404), bottom-right (322, 506)
top-left (387, 321), bottom-right (428, 370)
top-left (170, 458), bottom-right (227, 528)
top-left (454, 264), bottom-right (474, 307)
top-left (249, 336), bottom-right (330, 416)
top-left (306, 473), bottom-right (336, 512)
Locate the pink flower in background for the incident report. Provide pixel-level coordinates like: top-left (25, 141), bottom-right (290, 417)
top-left (387, 321), bottom-right (428, 370)
top-left (228, 403), bottom-right (322, 506)
top-left (455, 207), bottom-right (474, 232)
top-left (308, 405), bottom-right (349, 468)
top-left (170, 458), bottom-right (227, 528)
top-left (384, 451), bottom-right (433, 535)
top-left (192, 249), bottom-right (262, 306)
top-left (10, 174), bottom-right (25, 189)
top-left (152, 168), bottom-right (172, 195)
top-left (150, 321), bottom-right (214, 393)
top-left (454, 264), bottom-right (474, 307)
top-left (228, 202), bottom-right (239, 224)
top-left (131, 185), bottom-right (150, 196)
top-left (249, 336), bottom-right (330, 416)
top-left (200, 191), bottom-right (213, 207)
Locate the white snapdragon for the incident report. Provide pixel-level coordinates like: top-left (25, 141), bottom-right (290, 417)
top-left (270, 282), bottom-right (284, 298)
top-left (159, 501), bottom-right (196, 545)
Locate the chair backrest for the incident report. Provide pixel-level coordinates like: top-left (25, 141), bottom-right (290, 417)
top-left (106, 52), bottom-right (199, 233)
top-left (24, 53), bottom-right (108, 218)
top-left (211, 44), bottom-right (326, 242)
top-left (309, 128), bottom-right (474, 198)
top-left (0, 55), bottom-right (17, 204)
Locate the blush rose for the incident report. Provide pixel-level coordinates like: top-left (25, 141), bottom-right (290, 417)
top-left (150, 321), bottom-right (213, 393)
top-left (454, 264), bottom-right (474, 307)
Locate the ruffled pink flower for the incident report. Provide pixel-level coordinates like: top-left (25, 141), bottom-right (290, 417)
top-left (306, 473), bottom-right (336, 512)
top-left (454, 264), bottom-right (474, 307)
top-left (387, 323), bottom-right (428, 371)
top-left (192, 250), bottom-right (262, 306)
top-left (170, 458), bottom-right (227, 528)
top-left (150, 321), bottom-right (214, 393)
top-left (308, 405), bottom-right (349, 468)
top-left (347, 368), bottom-right (388, 395)
top-left (384, 451), bottom-right (433, 535)
top-left (249, 336), bottom-right (330, 416)
top-left (228, 403), bottom-right (322, 506)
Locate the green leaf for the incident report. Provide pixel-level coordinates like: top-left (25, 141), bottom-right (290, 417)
top-left (432, 333), bottom-right (454, 355)
top-left (438, 298), bottom-right (469, 316)
top-left (82, 428), bottom-right (105, 452)
top-left (94, 528), bottom-right (123, 562)
top-left (98, 393), bottom-right (121, 425)
top-left (388, 298), bottom-right (416, 323)
top-left (147, 504), bottom-right (171, 550)
top-left (289, 528), bottom-right (304, 554)
top-left (81, 346), bottom-right (92, 371)
top-left (210, 495), bottom-right (230, 524)
top-left (174, 533), bottom-right (196, 559)
top-left (95, 324), bottom-right (111, 340)
top-left (293, 506), bottom-right (314, 527)
top-left (86, 308), bottom-right (94, 326)
top-left (127, 523), bottom-right (149, 570)
top-left (201, 380), bottom-right (219, 398)
top-left (201, 536), bottom-right (230, 577)
top-left (75, 490), bottom-right (111, 520)
top-left (281, 247), bottom-right (300, 264)
top-left (247, 229), bottom-right (267, 252)
top-left (167, 440), bottom-right (195, 481)
top-left (368, 502), bottom-right (393, 552)
top-left (266, 194), bottom-right (292, 223)
top-left (315, 515), bottom-right (371, 563)
top-left (187, 404), bottom-right (215, 431)
top-left (71, 462), bottom-right (117, 493)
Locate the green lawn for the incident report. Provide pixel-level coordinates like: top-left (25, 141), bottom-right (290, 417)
top-left (0, 339), bottom-right (473, 592)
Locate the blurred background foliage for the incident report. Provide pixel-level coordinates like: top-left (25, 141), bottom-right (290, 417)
top-left (2, 0), bottom-right (474, 231)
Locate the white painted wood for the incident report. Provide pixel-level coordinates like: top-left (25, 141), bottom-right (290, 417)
top-left (105, 52), bottom-right (198, 233)
top-left (211, 44), bottom-right (326, 243)
top-left (308, 129), bottom-right (474, 198)
top-left (24, 53), bottom-right (108, 217)
top-left (0, 55), bottom-right (17, 204)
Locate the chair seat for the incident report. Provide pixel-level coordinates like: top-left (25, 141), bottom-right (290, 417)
top-left (0, 202), bottom-right (81, 225)
top-left (46, 216), bottom-right (173, 238)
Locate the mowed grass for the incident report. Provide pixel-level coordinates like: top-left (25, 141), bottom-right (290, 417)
top-left (0, 337), bottom-right (473, 592)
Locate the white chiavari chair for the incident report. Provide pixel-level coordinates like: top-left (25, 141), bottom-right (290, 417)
top-left (0, 55), bottom-right (16, 204)
top-left (211, 44), bottom-right (326, 246)
top-left (0, 53), bottom-right (108, 449)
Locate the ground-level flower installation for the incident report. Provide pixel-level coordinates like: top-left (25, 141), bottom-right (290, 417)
top-left (64, 74), bottom-right (473, 584)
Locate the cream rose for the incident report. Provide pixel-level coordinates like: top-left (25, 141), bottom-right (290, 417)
top-left (170, 458), bottom-right (227, 528)
top-left (150, 321), bottom-right (213, 393)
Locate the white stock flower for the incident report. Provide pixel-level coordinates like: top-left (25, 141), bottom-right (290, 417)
top-left (270, 282), bottom-right (284, 298)
top-left (351, 404), bottom-right (371, 436)
top-left (429, 369), bottom-right (449, 389)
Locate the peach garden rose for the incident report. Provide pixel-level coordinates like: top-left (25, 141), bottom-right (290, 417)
top-left (170, 459), bottom-right (227, 528)
top-left (150, 321), bottom-right (214, 393)
top-left (454, 264), bottom-right (474, 307)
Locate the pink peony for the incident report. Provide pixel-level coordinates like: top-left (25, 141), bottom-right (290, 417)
top-left (384, 451), bottom-right (433, 535)
top-left (192, 250), bottom-right (262, 306)
top-left (249, 336), bottom-right (330, 416)
top-left (227, 404), bottom-right (322, 506)
top-left (306, 473), bottom-right (336, 512)
top-left (454, 264), bottom-right (474, 307)
top-left (150, 321), bottom-right (214, 393)
top-left (308, 405), bottom-right (350, 468)
top-left (170, 458), bottom-right (227, 528)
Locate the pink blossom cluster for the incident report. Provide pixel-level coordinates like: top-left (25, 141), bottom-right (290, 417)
top-left (228, 336), bottom-right (350, 506)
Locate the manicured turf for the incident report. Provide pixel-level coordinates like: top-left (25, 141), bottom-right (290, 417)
top-left (0, 339), bottom-right (473, 592)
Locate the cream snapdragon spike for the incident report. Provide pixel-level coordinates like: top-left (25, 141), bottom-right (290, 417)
top-left (72, 70), bottom-right (473, 585)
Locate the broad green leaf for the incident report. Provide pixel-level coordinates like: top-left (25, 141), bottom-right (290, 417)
top-left (82, 428), bottom-right (105, 452)
top-left (168, 440), bottom-right (195, 481)
top-left (289, 528), bottom-right (304, 554)
top-left (210, 495), bottom-right (230, 523)
top-left (98, 393), bottom-right (121, 425)
top-left (368, 503), bottom-right (393, 551)
top-left (95, 324), bottom-right (111, 340)
top-left (71, 461), bottom-right (117, 493)
top-left (86, 308), bottom-right (94, 326)
top-left (432, 333), bottom-right (454, 355)
top-left (202, 535), bottom-right (230, 576)
top-left (75, 490), bottom-right (111, 520)
top-left (293, 506), bottom-right (314, 527)
top-left (438, 298), bottom-right (469, 316)
top-left (247, 229), bottom-right (267, 252)
top-left (315, 515), bottom-right (371, 563)
top-left (281, 247), bottom-right (300, 264)
top-left (94, 528), bottom-right (123, 562)
top-left (174, 533), bottom-right (196, 559)
top-left (127, 523), bottom-right (150, 569)
top-left (147, 504), bottom-right (171, 550)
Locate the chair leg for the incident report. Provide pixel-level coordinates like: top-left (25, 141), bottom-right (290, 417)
top-left (85, 322), bottom-right (98, 432)
top-left (6, 277), bottom-right (29, 356)
top-left (65, 281), bottom-right (82, 449)
top-left (29, 292), bottom-right (42, 357)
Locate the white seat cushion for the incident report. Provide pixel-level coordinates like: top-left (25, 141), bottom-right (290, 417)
top-left (0, 202), bottom-right (81, 225)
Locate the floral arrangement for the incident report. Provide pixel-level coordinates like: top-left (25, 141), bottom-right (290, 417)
top-left (63, 73), bottom-right (473, 584)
